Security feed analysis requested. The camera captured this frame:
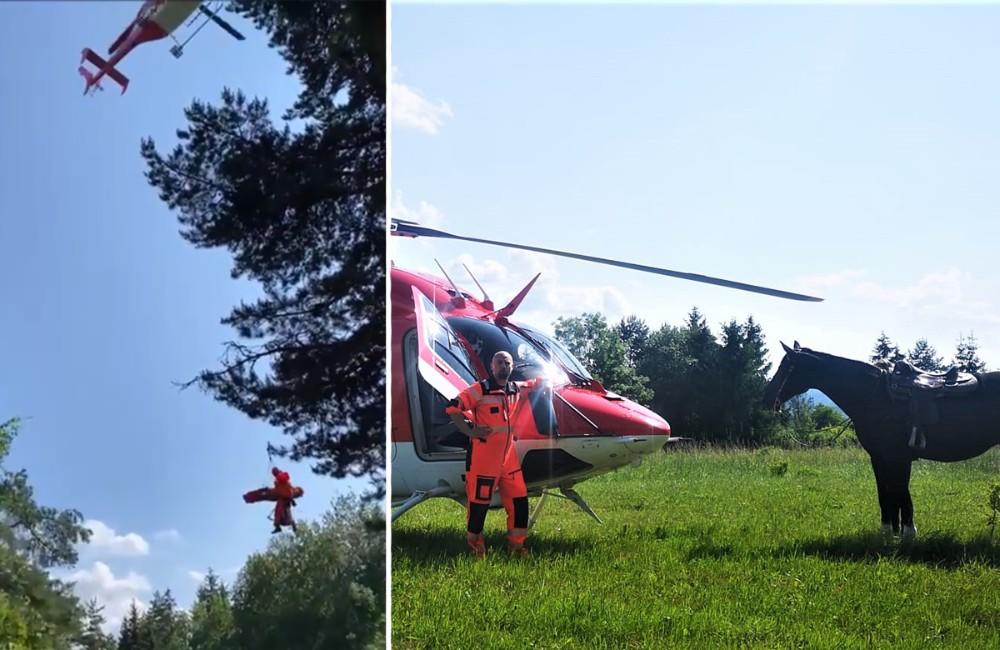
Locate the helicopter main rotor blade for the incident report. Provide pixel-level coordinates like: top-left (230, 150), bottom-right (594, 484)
top-left (199, 4), bottom-right (246, 40)
top-left (391, 219), bottom-right (823, 302)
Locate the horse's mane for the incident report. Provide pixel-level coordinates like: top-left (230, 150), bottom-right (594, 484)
top-left (796, 347), bottom-right (885, 378)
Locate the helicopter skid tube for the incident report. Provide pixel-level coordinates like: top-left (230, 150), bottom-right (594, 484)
top-left (391, 485), bottom-right (453, 522)
top-left (527, 491), bottom-right (548, 529)
top-left (528, 487), bottom-right (603, 527)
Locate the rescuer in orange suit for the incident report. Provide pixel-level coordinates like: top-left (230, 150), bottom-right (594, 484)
top-left (270, 467), bottom-right (298, 534)
top-left (446, 350), bottom-right (542, 559)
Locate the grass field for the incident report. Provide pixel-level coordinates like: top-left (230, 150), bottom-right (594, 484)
top-left (392, 447), bottom-right (1000, 649)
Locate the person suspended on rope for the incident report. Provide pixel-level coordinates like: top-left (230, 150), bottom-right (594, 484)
top-left (269, 466), bottom-right (298, 534)
top-left (242, 460), bottom-right (304, 535)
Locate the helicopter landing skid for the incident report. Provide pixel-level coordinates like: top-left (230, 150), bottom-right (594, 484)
top-left (530, 487), bottom-right (603, 527)
top-left (392, 485), bottom-right (452, 522)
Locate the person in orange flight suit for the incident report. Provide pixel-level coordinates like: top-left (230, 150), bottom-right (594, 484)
top-left (270, 467), bottom-right (298, 534)
top-left (446, 350), bottom-right (543, 559)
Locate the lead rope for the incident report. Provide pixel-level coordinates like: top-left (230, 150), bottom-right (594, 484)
top-left (265, 444), bottom-right (276, 522)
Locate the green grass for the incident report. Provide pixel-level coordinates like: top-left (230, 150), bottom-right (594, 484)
top-left (392, 447), bottom-right (1000, 649)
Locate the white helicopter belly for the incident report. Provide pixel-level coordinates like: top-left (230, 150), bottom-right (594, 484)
top-left (152, 0), bottom-right (201, 33)
top-left (391, 435), bottom-right (657, 507)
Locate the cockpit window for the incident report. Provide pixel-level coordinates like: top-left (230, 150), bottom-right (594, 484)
top-left (447, 317), bottom-right (568, 384)
top-left (517, 325), bottom-right (593, 381)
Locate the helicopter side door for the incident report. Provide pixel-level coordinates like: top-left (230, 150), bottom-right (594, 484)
top-left (407, 287), bottom-right (479, 460)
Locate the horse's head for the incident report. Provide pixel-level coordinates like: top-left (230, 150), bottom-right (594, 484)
top-left (762, 340), bottom-right (815, 412)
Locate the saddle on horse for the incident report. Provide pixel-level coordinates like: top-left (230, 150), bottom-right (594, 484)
top-left (887, 361), bottom-right (979, 449)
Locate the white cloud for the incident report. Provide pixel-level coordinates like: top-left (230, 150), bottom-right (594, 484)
top-left (503, 250), bottom-right (632, 320)
top-left (391, 72), bottom-right (454, 134)
top-left (775, 267), bottom-right (1000, 368)
top-left (153, 529), bottom-right (182, 543)
top-left (82, 520), bottom-right (149, 557)
top-left (798, 269), bottom-right (867, 291)
top-left (65, 561), bottom-right (151, 633)
top-left (853, 269), bottom-right (977, 310)
top-left (188, 570), bottom-right (205, 583)
top-left (390, 191), bottom-right (446, 229)
top-left (389, 193), bottom-right (448, 259)
top-left (796, 268), bottom-right (1000, 320)
top-left (541, 285), bottom-right (632, 320)
top-left (448, 254), bottom-right (510, 287)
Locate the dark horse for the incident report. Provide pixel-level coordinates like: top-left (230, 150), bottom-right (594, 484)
top-left (762, 342), bottom-right (1000, 537)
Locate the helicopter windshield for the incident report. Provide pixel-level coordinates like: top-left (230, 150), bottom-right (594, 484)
top-left (516, 325), bottom-right (593, 382)
top-left (447, 317), bottom-right (569, 385)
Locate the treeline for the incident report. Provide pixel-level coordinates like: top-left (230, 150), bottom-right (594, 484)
top-left (0, 419), bottom-right (384, 650)
top-left (552, 311), bottom-right (990, 446)
top-left (85, 500), bottom-right (384, 650)
top-left (869, 331), bottom-right (986, 373)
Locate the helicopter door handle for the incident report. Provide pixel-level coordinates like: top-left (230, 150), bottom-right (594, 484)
top-left (434, 360), bottom-right (450, 374)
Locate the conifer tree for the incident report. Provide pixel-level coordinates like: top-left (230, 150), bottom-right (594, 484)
top-left (140, 1), bottom-right (386, 496)
top-left (870, 331), bottom-right (904, 365)
top-left (954, 332), bottom-right (986, 373)
top-left (908, 338), bottom-right (945, 372)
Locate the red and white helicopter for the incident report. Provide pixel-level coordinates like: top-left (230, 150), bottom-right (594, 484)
top-left (78, 0), bottom-right (244, 95)
top-left (390, 218), bottom-right (822, 525)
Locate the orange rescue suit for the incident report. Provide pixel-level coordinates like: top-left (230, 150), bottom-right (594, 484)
top-left (271, 468), bottom-right (295, 527)
top-left (446, 377), bottom-right (540, 534)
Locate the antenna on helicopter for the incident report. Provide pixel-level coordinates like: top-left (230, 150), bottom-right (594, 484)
top-left (434, 259), bottom-right (466, 308)
top-left (462, 262), bottom-right (494, 310)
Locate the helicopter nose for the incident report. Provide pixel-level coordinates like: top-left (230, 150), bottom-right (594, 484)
top-left (626, 402), bottom-right (671, 437)
top-left (613, 408), bottom-right (672, 456)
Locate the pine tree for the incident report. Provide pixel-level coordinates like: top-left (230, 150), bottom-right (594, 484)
top-left (716, 319), bottom-right (748, 440)
top-left (870, 331), bottom-right (904, 366)
top-left (908, 338), bottom-right (945, 372)
top-left (638, 323), bottom-right (687, 428)
top-left (140, 1), bottom-right (386, 497)
top-left (739, 316), bottom-right (775, 441)
top-left (117, 601), bottom-right (141, 650)
top-left (78, 599), bottom-right (116, 650)
top-left (190, 570), bottom-right (236, 650)
top-left (680, 308), bottom-right (718, 436)
top-left (954, 332), bottom-right (986, 373)
top-left (137, 590), bottom-right (189, 650)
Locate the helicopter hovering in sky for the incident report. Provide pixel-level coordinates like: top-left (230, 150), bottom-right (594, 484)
top-left (390, 217), bottom-right (822, 525)
top-left (78, 0), bottom-right (245, 95)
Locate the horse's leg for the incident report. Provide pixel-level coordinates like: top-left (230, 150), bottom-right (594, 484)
top-left (869, 455), bottom-right (897, 534)
top-left (897, 460), bottom-right (916, 538)
top-left (882, 458), bottom-right (917, 538)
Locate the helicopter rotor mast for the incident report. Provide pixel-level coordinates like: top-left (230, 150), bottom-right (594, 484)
top-left (390, 218), bottom-right (823, 303)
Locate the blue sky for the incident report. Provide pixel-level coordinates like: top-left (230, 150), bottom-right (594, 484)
top-left (0, 1), bottom-right (365, 631)
top-left (391, 3), bottom-right (1000, 375)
